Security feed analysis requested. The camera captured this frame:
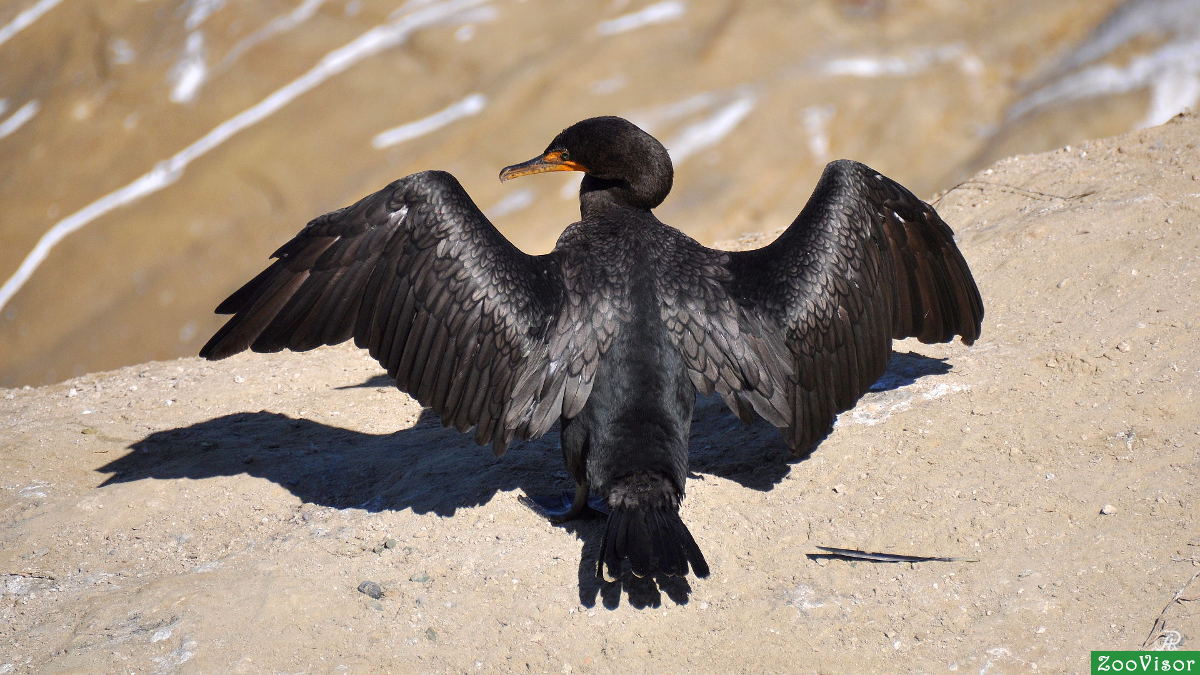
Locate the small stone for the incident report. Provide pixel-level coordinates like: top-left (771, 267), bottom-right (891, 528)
top-left (81, 427), bottom-right (97, 435)
top-left (832, 484), bottom-right (845, 494)
top-left (1117, 341), bottom-right (1131, 353)
top-left (424, 627), bottom-right (438, 642)
top-left (409, 572), bottom-right (430, 583)
top-left (67, 388), bottom-right (78, 398)
top-left (1036, 626), bottom-right (1047, 634)
top-left (234, 375), bottom-right (245, 384)
top-left (357, 580), bottom-right (384, 599)
top-left (1100, 504), bottom-right (1116, 515)
top-left (384, 538), bottom-right (398, 549)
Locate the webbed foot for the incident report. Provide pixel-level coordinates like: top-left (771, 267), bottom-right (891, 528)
top-left (521, 483), bottom-right (608, 523)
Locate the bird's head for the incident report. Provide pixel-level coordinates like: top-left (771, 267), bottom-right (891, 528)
top-left (499, 116), bottom-right (673, 211)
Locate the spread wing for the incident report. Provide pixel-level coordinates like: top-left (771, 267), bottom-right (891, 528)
top-left (674, 159), bottom-right (984, 453)
top-left (200, 170), bottom-right (594, 453)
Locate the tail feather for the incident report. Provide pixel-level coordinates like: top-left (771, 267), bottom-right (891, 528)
top-left (598, 506), bottom-right (709, 580)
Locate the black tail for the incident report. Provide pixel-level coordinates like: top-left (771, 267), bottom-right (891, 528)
top-left (598, 506), bottom-right (709, 580)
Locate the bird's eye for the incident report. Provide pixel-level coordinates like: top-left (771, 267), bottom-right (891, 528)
top-left (559, 150), bottom-right (570, 161)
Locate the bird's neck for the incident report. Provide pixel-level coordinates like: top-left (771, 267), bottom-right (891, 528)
top-left (579, 174), bottom-right (669, 218)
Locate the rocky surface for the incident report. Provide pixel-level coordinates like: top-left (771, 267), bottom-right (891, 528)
top-left (4, 0), bottom-right (1199, 385)
top-left (2, 113), bottom-right (1198, 671)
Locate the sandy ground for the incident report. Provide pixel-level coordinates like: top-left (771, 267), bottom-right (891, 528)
top-left (2, 113), bottom-right (1199, 673)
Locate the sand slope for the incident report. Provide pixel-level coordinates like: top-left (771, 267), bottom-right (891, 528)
top-left (2, 113), bottom-right (1198, 672)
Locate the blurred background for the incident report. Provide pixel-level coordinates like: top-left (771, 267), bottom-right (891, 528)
top-left (1, 0), bottom-right (1197, 387)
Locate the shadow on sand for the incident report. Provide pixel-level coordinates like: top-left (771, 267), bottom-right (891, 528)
top-left (99, 351), bottom-right (951, 608)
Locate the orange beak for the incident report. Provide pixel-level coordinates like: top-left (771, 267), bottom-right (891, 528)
top-left (499, 150), bottom-right (587, 182)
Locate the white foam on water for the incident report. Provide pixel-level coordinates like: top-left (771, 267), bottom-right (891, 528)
top-left (372, 92), bottom-right (487, 148)
top-left (220, 0), bottom-right (327, 70)
top-left (0, 100), bottom-right (39, 139)
top-left (800, 104), bottom-right (835, 161)
top-left (184, 0), bottom-right (226, 30)
top-left (626, 91), bottom-right (719, 132)
top-left (486, 188), bottom-right (535, 218)
top-left (589, 74), bottom-right (628, 95)
top-left (1028, 0), bottom-right (1200, 87)
top-left (559, 174), bottom-right (583, 199)
top-left (1008, 38), bottom-right (1200, 124)
top-left (109, 37), bottom-right (136, 65)
top-left (169, 31), bottom-right (209, 104)
top-left (0, 0), bottom-right (490, 314)
top-left (0, 0), bottom-right (63, 48)
top-left (595, 0), bottom-right (685, 36)
top-left (665, 93), bottom-right (756, 164)
top-left (821, 44), bottom-right (974, 78)
top-left (1144, 62), bottom-right (1200, 126)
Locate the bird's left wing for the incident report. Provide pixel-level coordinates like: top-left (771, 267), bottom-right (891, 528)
top-left (201, 170), bottom-right (588, 453)
top-left (668, 160), bottom-right (983, 454)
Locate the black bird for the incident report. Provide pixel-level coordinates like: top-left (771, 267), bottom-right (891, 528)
top-left (200, 116), bottom-right (983, 581)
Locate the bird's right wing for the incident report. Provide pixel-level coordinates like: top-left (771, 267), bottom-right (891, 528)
top-left (201, 170), bottom-right (599, 453)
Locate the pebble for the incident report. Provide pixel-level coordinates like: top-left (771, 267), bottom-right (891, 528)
top-left (409, 572), bottom-right (430, 583)
top-left (1100, 504), bottom-right (1116, 515)
top-left (384, 538), bottom-right (398, 549)
top-left (357, 580), bottom-right (384, 599)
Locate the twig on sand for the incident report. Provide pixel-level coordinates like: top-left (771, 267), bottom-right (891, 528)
top-left (809, 546), bottom-right (978, 563)
top-left (3, 570), bottom-right (57, 580)
top-left (933, 179), bottom-right (1095, 206)
top-left (1142, 564), bottom-right (1200, 650)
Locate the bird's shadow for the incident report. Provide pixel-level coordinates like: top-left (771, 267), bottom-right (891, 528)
top-left (99, 351), bottom-right (951, 608)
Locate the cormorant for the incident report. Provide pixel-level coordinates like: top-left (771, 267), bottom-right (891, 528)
top-left (200, 116), bottom-right (983, 581)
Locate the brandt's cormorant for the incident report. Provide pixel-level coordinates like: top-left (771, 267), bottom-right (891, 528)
top-left (200, 116), bottom-right (983, 581)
